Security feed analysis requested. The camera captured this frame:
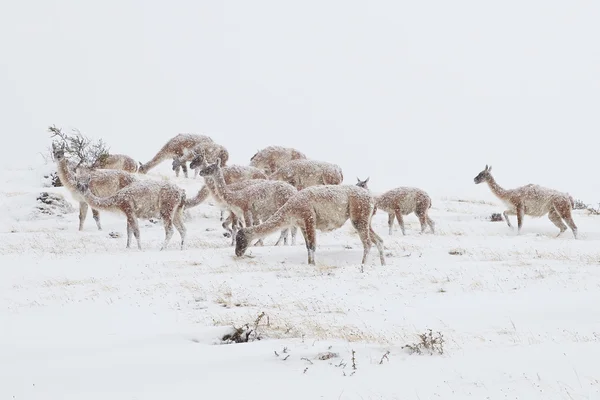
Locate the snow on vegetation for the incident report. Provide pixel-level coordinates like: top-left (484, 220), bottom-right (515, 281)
top-left (1, 155), bottom-right (600, 400)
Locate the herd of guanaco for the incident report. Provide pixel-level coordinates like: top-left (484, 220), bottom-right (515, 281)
top-left (52, 132), bottom-right (579, 266)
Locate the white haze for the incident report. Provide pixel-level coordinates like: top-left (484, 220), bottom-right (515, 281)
top-left (1, 1), bottom-right (600, 201)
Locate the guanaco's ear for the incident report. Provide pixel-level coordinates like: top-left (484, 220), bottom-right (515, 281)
top-left (356, 177), bottom-right (361, 182)
top-left (488, 165), bottom-right (492, 172)
top-left (365, 177), bottom-right (369, 183)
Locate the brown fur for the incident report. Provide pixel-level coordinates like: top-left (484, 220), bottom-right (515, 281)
top-left (270, 159), bottom-right (343, 190)
top-left (185, 165), bottom-right (268, 209)
top-left (235, 185), bottom-right (385, 266)
top-left (52, 144), bottom-right (137, 231)
top-left (356, 178), bottom-right (435, 236)
top-left (91, 154), bottom-right (139, 173)
top-left (138, 134), bottom-right (214, 176)
top-left (173, 142), bottom-right (230, 178)
top-left (249, 146), bottom-right (307, 175)
top-left (74, 176), bottom-right (187, 250)
top-left (474, 165), bottom-right (577, 238)
top-left (198, 159), bottom-right (298, 247)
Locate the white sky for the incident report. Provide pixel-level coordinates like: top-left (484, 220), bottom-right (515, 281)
top-left (1, 1), bottom-right (599, 201)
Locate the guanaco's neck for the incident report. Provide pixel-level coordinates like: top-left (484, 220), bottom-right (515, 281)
top-left (211, 169), bottom-right (237, 205)
top-left (203, 177), bottom-right (222, 201)
top-left (56, 158), bottom-right (76, 190)
top-left (485, 175), bottom-right (510, 200)
top-left (246, 204), bottom-right (290, 240)
top-left (81, 189), bottom-right (116, 210)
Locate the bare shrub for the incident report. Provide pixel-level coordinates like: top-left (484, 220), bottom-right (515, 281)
top-left (402, 329), bottom-right (445, 355)
top-left (48, 125), bottom-right (110, 169)
top-left (573, 199), bottom-right (588, 210)
top-left (42, 172), bottom-right (63, 187)
top-left (220, 312), bottom-right (268, 344)
top-left (573, 199), bottom-right (600, 215)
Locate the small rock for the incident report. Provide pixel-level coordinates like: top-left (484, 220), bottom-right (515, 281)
top-left (317, 351), bottom-right (339, 360)
top-left (448, 248), bottom-right (465, 256)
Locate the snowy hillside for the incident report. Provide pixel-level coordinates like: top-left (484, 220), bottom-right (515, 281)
top-left (1, 160), bottom-right (599, 399)
top-left (2, 0), bottom-right (600, 398)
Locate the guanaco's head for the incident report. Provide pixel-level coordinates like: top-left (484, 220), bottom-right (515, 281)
top-left (198, 158), bottom-right (222, 177)
top-left (74, 175), bottom-right (92, 194)
top-left (189, 150), bottom-right (207, 170)
top-left (52, 142), bottom-right (66, 161)
top-left (474, 165), bottom-right (492, 184)
top-left (171, 158), bottom-right (183, 171)
top-left (356, 177), bottom-right (370, 189)
top-left (235, 228), bottom-right (249, 257)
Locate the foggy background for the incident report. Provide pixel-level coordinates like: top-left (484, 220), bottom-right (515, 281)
top-left (1, 0), bottom-right (599, 201)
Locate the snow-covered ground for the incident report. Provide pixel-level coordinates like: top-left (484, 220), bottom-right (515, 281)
top-left (1, 161), bottom-right (599, 399)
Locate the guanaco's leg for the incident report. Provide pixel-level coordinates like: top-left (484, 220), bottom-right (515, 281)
top-left (557, 203), bottom-right (578, 239)
top-left (503, 210), bottom-right (515, 229)
top-left (394, 209), bottom-right (406, 235)
top-left (274, 228), bottom-right (288, 246)
top-left (426, 214), bottom-right (435, 233)
top-left (303, 217), bottom-right (317, 265)
top-left (126, 219), bottom-right (133, 248)
top-left (416, 211), bottom-right (428, 234)
top-left (172, 206), bottom-right (187, 249)
top-left (181, 162), bottom-right (188, 179)
top-left (387, 213), bottom-right (394, 235)
top-left (548, 208), bottom-right (567, 236)
top-left (78, 201), bottom-right (89, 231)
top-left (124, 207), bottom-right (141, 250)
top-left (353, 218), bottom-right (373, 266)
top-left (91, 208), bottom-right (102, 230)
top-left (160, 209), bottom-right (175, 251)
top-left (369, 225), bottom-right (386, 266)
top-left (516, 203), bottom-right (525, 233)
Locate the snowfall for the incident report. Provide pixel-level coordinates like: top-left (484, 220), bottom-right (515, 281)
top-left (0, 156), bottom-right (598, 400)
top-left (3, 1), bottom-right (600, 399)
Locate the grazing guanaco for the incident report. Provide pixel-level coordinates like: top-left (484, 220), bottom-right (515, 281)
top-left (198, 159), bottom-right (298, 247)
top-left (172, 142), bottom-right (230, 179)
top-left (138, 133), bottom-right (214, 176)
top-left (473, 165), bottom-right (577, 238)
top-left (235, 185), bottom-right (386, 266)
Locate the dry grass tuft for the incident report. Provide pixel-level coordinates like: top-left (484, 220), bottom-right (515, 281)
top-left (403, 329), bottom-right (445, 355)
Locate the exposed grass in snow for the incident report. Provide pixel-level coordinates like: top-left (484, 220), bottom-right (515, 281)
top-left (1, 164), bottom-right (600, 399)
